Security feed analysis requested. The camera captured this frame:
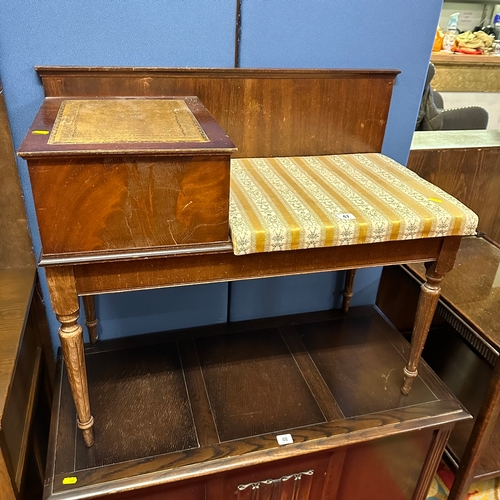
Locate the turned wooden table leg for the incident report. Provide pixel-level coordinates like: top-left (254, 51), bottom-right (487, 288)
top-left (413, 425), bottom-right (453, 500)
top-left (58, 311), bottom-right (95, 446)
top-left (46, 266), bottom-right (95, 447)
top-left (83, 295), bottom-right (98, 343)
top-left (342, 269), bottom-right (356, 313)
top-left (448, 358), bottom-right (500, 500)
top-left (401, 236), bottom-right (462, 395)
top-left (402, 263), bottom-right (443, 395)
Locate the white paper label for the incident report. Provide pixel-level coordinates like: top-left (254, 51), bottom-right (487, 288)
top-left (336, 213), bottom-right (356, 220)
top-left (276, 433), bottom-right (294, 445)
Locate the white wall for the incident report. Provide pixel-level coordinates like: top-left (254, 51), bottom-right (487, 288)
top-left (439, 3), bottom-right (487, 31)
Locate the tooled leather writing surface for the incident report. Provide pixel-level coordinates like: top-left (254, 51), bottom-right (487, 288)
top-left (49, 99), bottom-right (209, 145)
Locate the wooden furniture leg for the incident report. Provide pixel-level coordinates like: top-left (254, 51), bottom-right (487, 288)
top-left (342, 269), bottom-right (356, 313)
top-left (402, 237), bottom-right (461, 395)
top-left (413, 425), bottom-right (454, 500)
top-left (46, 267), bottom-right (94, 447)
top-left (402, 262), bottom-right (444, 395)
top-left (448, 358), bottom-right (500, 500)
top-left (83, 295), bottom-right (98, 343)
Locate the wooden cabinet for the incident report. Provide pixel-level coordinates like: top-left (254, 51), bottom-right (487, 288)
top-left (0, 271), bottom-right (52, 500)
top-left (43, 308), bottom-right (467, 500)
top-left (22, 97), bottom-right (236, 261)
top-left (0, 81), bottom-right (53, 500)
top-left (409, 130), bottom-right (500, 244)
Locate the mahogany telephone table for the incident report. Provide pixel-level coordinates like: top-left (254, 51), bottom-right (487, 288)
top-left (18, 67), bottom-right (477, 493)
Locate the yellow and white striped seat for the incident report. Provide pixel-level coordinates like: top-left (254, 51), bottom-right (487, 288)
top-left (229, 153), bottom-right (478, 256)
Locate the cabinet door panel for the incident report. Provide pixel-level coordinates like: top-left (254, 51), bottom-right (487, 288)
top-left (222, 453), bottom-right (331, 500)
top-left (113, 481), bottom-right (205, 500)
top-left (234, 469), bottom-right (315, 500)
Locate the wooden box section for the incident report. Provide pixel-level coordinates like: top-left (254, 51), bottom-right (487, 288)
top-left (44, 307), bottom-right (468, 500)
top-left (18, 96), bottom-right (236, 261)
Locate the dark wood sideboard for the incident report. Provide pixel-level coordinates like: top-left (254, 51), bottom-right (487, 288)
top-left (378, 235), bottom-right (500, 500)
top-left (409, 130), bottom-right (500, 244)
top-left (407, 131), bottom-right (500, 500)
top-left (44, 306), bottom-right (468, 500)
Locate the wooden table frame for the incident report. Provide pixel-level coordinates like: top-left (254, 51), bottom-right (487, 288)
top-left (45, 235), bottom-right (462, 447)
top-left (20, 67), bottom-right (465, 448)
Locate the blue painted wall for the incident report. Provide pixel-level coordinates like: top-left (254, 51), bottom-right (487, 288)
top-left (0, 0), bottom-right (443, 347)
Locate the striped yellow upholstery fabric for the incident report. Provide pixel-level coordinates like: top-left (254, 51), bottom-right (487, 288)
top-left (229, 153), bottom-right (478, 256)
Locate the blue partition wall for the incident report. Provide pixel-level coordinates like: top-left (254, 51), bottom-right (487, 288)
top-left (0, 0), bottom-right (443, 348)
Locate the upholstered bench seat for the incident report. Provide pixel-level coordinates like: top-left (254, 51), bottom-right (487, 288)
top-left (229, 153), bottom-right (478, 256)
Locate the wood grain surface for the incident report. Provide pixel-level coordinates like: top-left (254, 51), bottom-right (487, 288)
top-left (195, 329), bottom-right (326, 441)
top-left (71, 237), bottom-right (457, 295)
top-left (75, 342), bottom-right (198, 469)
top-left (0, 452), bottom-right (16, 500)
top-left (0, 81), bottom-right (56, 499)
top-left (408, 237), bottom-right (500, 349)
top-left (408, 146), bottom-right (500, 244)
top-left (335, 429), bottom-right (436, 500)
top-left (449, 359), bottom-right (500, 500)
top-left (296, 314), bottom-right (436, 417)
top-left (0, 82), bottom-right (34, 269)
top-left (376, 247), bottom-right (500, 487)
top-left (0, 270), bottom-right (52, 500)
top-left (21, 67), bottom-right (465, 499)
top-left (28, 155), bottom-right (231, 256)
top-left (2, 304), bottom-right (41, 490)
top-left (413, 426), bottom-right (453, 500)
top-left (177, 339), bottom-right (219, 447)
top-left (0, 269), bottom-right (36, 418)
top-left (34, 67), bottom-right (398, 158)
top-left (18, 96), bottom-right (236, 157)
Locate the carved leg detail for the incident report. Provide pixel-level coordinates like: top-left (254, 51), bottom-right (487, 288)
top-left (402, 264), bottom-right (444, 395)
top-left (58, 311), bottom-right (95, 447)
top-left (83, 295), bottom-right (98, 343)
top-left (342, 269), bottom-right (357, 313)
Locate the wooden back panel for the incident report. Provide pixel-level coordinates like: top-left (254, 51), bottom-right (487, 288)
top-left (36, 67), bottom-right (399, 158)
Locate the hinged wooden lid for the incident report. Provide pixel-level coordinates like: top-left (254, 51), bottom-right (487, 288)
top-left (18, 96), bottom-right (236, 158)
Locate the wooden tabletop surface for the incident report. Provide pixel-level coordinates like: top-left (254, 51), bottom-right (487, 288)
top-left (409, 236), bottom-right (500, 349)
